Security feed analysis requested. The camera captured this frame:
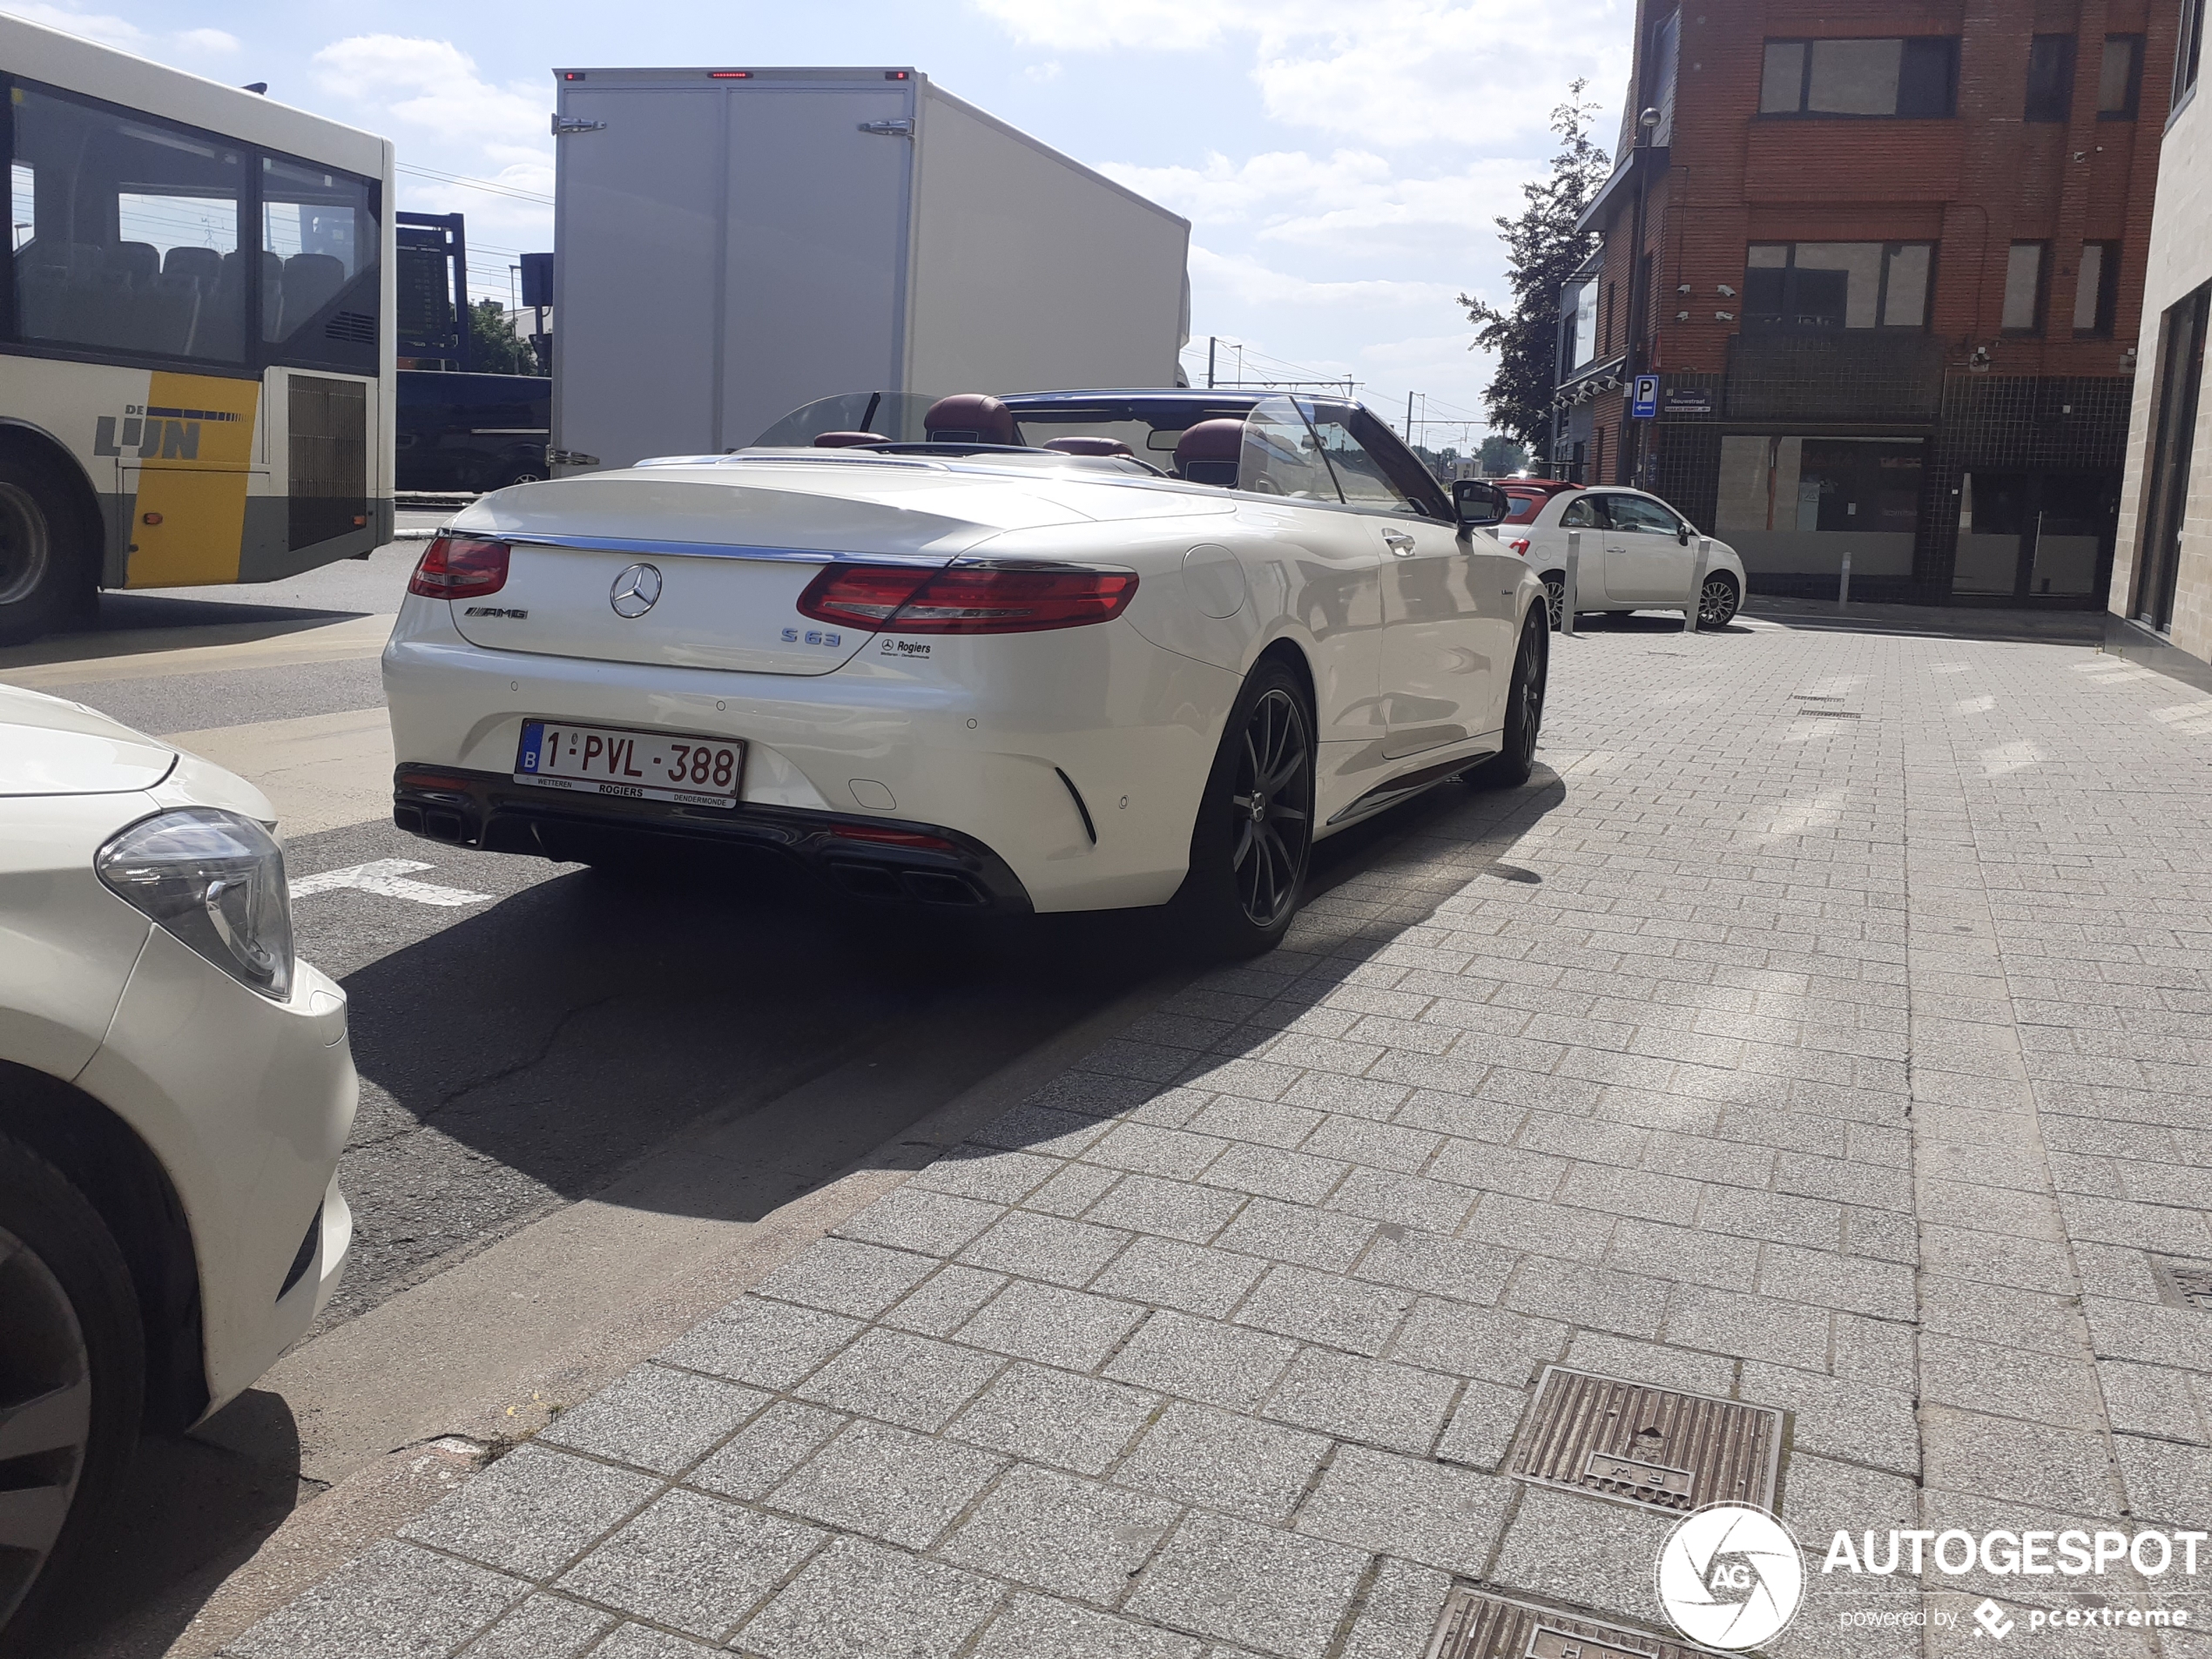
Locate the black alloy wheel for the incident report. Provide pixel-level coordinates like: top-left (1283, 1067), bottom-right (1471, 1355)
top-left (0, 1133), bottom-right (144, 1650)
top-left (1177, 661), bottom-right (1315, 955)
top-left (1696, 573), bottom-right (1741, 630)
top-left (1466, 605), bottom-right (1548, 789)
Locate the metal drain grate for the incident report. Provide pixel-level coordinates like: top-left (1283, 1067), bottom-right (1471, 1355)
top-left (2155, 1258), bottom-right (2212, 1310)
top-left (1505, 1366), bottom-right (1785, 1515)
top-left (1426, 1588), bottom-right (1702, 1659)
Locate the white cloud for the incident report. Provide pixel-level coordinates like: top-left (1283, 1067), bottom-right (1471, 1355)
top-left (969, 0), bottom-right (1251, 52)
top-left (1022, 61), bottom-right (1064, 83)
top-left (310, 35), bottom-right (550, 160)
top-left (0, 3), bottom-right (143, 49)
top-left (173, 27), bottom-right (239, 54)
top-left (1189, 244), bottom-right (1457, 311)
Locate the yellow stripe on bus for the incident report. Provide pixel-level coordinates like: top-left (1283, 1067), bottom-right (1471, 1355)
top-left (125, 372), bottom-right (260, 588)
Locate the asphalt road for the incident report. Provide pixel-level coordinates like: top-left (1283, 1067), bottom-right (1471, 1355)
top-left (5, 528), bottom-right (1471, 1657)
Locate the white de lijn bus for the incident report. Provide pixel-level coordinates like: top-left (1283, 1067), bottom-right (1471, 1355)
top-left (0, 13), bottom-right (395, 644)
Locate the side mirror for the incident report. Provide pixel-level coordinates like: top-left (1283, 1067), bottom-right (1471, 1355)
top-left (1677, 524), bottom-right (1691, 544)
top-left (1453, 479), bottom-right (1507, 529)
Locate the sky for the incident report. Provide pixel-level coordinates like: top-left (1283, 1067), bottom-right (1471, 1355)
top-left (4, 0), bottom-right (1629, 451)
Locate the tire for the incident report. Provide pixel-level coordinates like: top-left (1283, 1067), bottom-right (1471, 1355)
top-left (0, 453), bottom-right (95, 648)
top-left (1174, 659), bottom-right (1315, 957)
top-left (1465, 605), bottom-right (1549, 790)
top-left (1539, 571), bottom-right (1567, 631)
top-left (0, 1131), bottom-right (144, 1651)
top-left (1696, 570), bottom-right (1741, 630)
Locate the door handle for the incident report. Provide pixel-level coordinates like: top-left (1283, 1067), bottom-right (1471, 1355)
top-left (1382, 530), bottom-right (1416, 555)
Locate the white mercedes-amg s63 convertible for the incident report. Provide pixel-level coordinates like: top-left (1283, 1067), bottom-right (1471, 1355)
top-left (382, 390), bottom-right (1548, 954)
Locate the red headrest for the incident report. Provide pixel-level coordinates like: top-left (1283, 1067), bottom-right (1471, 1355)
top-left (1175, 418), bottom-right (1245, 467)
top-left (922, 394), bottom-right (1016, 446)
top-left (812, 431), bottom-right (886, 448)
top-left (1042, 435), bottom-right (1135, 457)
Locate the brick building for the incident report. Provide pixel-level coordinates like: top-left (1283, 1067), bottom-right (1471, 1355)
top-left (1559, 0), bottom-right (2179, 604)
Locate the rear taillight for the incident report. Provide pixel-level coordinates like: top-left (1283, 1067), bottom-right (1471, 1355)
top-left (798, 563), bottom-right (1137, 634)
top-left (1508, 538), bottom-right (1530, 556)
top-left (408, 536), bottom-right (511, 598)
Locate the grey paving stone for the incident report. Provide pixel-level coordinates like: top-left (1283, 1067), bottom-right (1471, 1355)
top-left (1487, 1482), bottom-right (1675, 1626)
top-left (1125, 1511), bottom-right (1371, 1659)
top-left (1300, 1115), bottom-right (1442, 1172)
top-left (1185, 1092), bottom-right (1328, 1149)
top-left (1924, 1405), bottom-right (2122, 1516)
top-left (1296, 1443), bottom-right (1513, 1578)
top-left (1433, 1375), bottom-right (1531, 1470)
top-left (1283, 1069), bottom-right (1414, 1121)
top-left (835, 1186), bottom-right (1008, 1255)
top-left (1336, 1558), bottom-right (1455, 1659)
top-left (1083, 1170), bottom-right (1245, 1244)
top-left (1919, 1332), bottom-right (2106, 1428)
top-left (941, 1462), bottom-right (1180, 1601)
top-left (907, 1146), bottom-right (1062, 1204)
top-left (957, 1209), bottom-right (1132, 1287)
top-left (1353, 1223), bottom-right (1516, 1305)
top-left (1756, 1242), bottom-right (1917, 1319)
top-left (972, 1595), bottom-right (1204, 1659)
top-left (734, 1536), bottom-right (1003, 1659)
top-left (1200, 1141), bottom-right (1352, 1204)
top-left (1326, 1165), bottom-right (1479, 1234)
top-left (1263, 1345), bottom-right (1458, 1454)
top-left (1695, 1184), bottom-right (1844, 1249)
top-left (1565, 1331), bottom-right (1739, 1398)
top-left (1502, 1256), bottom-right (1669, 1339)
top-left (767, 1417), bottom-right (1008, 1548)
top-left (690, 1401), bottom-right (848, 1501)
top-left (974, 1100), bottom-right (1119, 1152)
top-left (1234, 1263), bottom-right (1417, 1356)
top-left (1463, 1191), bottom-right (1615, 1261)
top-left (462, 1594), bottom-right (613, 1659)
top-left (1085, 1120), bottom-right (1232, 1180)
top-left (1023, 1160), bottom-right (1122, 1217)
top-left (1115, 1399), bottom-right (1331, 1523)
top-left (2111, 1433), bottom-right (2212, 1528)
top-left (1103, 1310), bottom-right (1297, 1410)
top-left (399, 1444), bottom-right (659, 1578)
top-left (226, 1540), bottom-right (525, 1659)
top-left (955, 1278), bottom-right (1149, 1371)
top-left (536, 1364), bottom-right (770, 1475)
top-left (1739, 1363), bottom-right (1919, 1476)
top-left (945, 1359), bottom-right (1161, 1475)
top-left (588, 1626), bottom-right (722, 1659)
top-left (795, 1328), bottom-right (1005, 1431)
top-left (658, 1297), bottom-right (863, 1391)
top-left (1213, 1197), bottom-right (1377, 1271)
top-left (752, 1238), bottom-right (941, 1318)
top-left (1830, 1310), bottom-right (1917, 1389)
top-left (880, 1263), bottom-right (1008, 1337)
top-left (2099, 1359), bottom-right (2209, 1444)
top-left (1391, 1296), bottom-right (1567, 1387)
top-left (1662, 1285), bottom-right (1831, 1369)
top-left (1091, 1235), bottom-right (1269, 1318)
top-left (1779, 1451), bottom-right (1918, 1545)
top-left (555, 1488), bottom-right (826, 1639)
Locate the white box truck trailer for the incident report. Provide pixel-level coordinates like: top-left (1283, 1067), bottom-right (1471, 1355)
top-left (548, 65), bottom-right (1192, 472)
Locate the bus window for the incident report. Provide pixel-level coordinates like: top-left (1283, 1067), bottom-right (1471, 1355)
top-left (10, 84), bottom-right (246, 361)
top-left (260, 155), bottom-right (378, 372)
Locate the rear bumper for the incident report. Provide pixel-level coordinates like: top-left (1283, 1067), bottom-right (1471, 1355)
top-left (393, 764), bottom-right (1036, 913)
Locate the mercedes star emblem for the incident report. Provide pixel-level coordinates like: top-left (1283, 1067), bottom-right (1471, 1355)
top-left (609, 562), bottom-right (663, 618)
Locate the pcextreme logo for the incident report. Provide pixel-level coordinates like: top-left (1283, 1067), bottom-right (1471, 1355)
top-left (1655, 1505), bottom-right (1804, 1650)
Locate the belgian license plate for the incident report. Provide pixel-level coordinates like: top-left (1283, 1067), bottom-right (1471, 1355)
top-left (514, 720), bottom-right (744, 807)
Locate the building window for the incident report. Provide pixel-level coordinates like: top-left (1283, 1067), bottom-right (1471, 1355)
top-left (2003, 242), bottom-right (2048, 334)
top-left (1562, 280), bottom-right (1598, 371)
top-left (2074, 241), bottom-right (2120, 335)
top-left (2181, 0), bottom-right (2207, 106)
top-left (1759, 37), bottom-right (1959, 117)
top-left (2026, 36), bottom-right (2077, 121)
top-left (1743, 242), bottom-right (1933, 331)
top-left (2099, 35), bottom-right (2145, 117)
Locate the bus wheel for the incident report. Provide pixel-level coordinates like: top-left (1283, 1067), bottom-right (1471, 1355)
top-left (0, 456), bottom-right (91, 647)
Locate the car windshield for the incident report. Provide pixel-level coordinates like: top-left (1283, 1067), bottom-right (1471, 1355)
top-left (752, 391), bottom-right (941, 447)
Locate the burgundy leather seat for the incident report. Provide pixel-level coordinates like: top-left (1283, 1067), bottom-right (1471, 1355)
top-left (922, 394), bottom-right (1017, 445)
top-left (812, 431), bottom-right (887, 447)
top-left (1174, 418), bottom-right (1245, 487)
top-left (1042, 435), bottom-right (1134, 457)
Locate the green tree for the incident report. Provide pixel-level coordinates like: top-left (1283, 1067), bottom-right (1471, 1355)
top-left (1459, 84), bottom-right (1611, 454)
top-left (467, 298), bottom-right (540, 375)
top-left (1478, 434), bottom-right (1530, 475)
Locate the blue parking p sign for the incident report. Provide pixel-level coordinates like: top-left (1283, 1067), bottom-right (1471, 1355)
top-left (1631, 374), bottom-right (1659, 420)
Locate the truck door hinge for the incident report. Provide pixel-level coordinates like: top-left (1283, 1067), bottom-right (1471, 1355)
top-left (858, 118), bottom-right (914, 138)
top-left (546, 449), bottom-right (600, 467)
top-left (551, 115), bottom-right (606, 135)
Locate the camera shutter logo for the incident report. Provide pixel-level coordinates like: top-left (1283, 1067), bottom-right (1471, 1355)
top-left (610, 563), bottom-right (663, 618)
top-left (1655, 1504), bottom-right (1804, 1649)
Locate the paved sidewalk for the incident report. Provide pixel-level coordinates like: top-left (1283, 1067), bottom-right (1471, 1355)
top-left (220, 615), bottom-right (2212, 1659)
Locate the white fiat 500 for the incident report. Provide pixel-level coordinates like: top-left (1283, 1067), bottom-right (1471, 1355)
top-left (1499, 481), bottom-right (1748, 631)
top-left (383, 391), bottom-right (1548, 953)
top-left (0, 685), bottom-right (354, 1642)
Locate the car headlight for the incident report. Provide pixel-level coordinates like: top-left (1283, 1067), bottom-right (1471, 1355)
top-left (97, 808), bottom-right (294, 1002)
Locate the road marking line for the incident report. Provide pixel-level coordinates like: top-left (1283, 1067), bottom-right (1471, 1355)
top-left (291, 859), bottom-right (490, 907)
